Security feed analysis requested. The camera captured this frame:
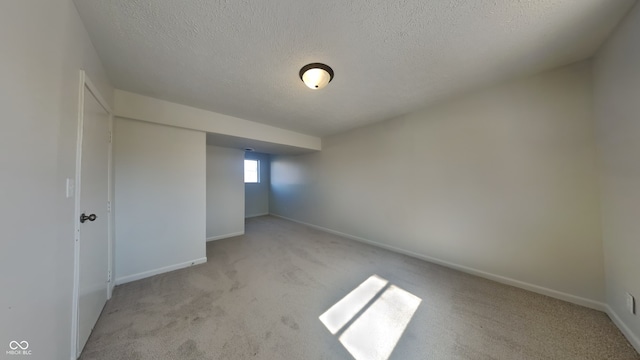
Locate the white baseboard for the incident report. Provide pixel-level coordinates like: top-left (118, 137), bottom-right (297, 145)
top-left (206, 231), bottom-right (244, 242)
top-left (270, 214), bottom-right (606, 312)
top-left (606, 305), bottom-right (640, 353)
top-left (115, 257), bottom-right (207, 285)
top-left (245, 212), bottom-right (269, 219)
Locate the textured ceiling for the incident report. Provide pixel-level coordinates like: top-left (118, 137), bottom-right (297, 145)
top-left (74, 0), bottom-right (636, 136)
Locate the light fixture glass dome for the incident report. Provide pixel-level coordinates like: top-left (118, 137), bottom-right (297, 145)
top-left (300, 63), bottom-right (334, 90)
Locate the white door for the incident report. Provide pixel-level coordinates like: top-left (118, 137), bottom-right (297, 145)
top-left (77, 85), bottom-right (110, 355)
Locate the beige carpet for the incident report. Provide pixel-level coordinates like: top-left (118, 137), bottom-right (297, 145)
top-left (80, 216), bottom-right (639, 360)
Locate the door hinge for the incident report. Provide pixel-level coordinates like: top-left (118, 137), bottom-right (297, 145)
top-left (107, 270), bottom-right (111, 282)
top-left (107, 201), bottom-right (111, 213)
top-left (108, 131), bottom-right (112, 143)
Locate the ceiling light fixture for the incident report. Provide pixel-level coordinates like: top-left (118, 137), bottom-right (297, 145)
top-left (299, 63), bottom-right (334, 90)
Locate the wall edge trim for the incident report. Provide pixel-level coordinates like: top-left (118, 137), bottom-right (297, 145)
top-left (115, 257), bottom-right (207, 285)
top-left (206, 232), bottom-right (245, 242)
top-left (606, 305), bottom-right (640, 353)
top-left (245, 213), bottom-right (269, 219)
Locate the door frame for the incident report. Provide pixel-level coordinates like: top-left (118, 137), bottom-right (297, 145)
top-left (70, 70), bottom-right (114, 359)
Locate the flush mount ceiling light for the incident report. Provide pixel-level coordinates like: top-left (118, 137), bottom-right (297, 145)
top-left (299, 63), bottom-right (334, 90)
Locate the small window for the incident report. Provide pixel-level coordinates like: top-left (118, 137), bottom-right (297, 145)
top-left (244, 159), bottom-right (259, 183)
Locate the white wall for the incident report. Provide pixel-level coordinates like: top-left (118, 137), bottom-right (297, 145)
top-left (114, 118), bottom-right (206, 283)
top-left (594, 2), bottom-right (640, 350)
top-left (245, 152), bottom-right (270, 218)
top-left (271, 61), bottom-right (606, 308)
top-left (206, 145), bottom-right (245, 240)
top-left (0, 1), bottom-right (113, 359)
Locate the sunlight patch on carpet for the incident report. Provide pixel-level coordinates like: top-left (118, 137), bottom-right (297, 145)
top-left (319, 275), bottom-right (421, 360)
top-left (319, 275), bottom-right (388, 334)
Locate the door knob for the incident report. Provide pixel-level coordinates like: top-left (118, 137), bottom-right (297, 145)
top-left (80, 213), bottom-right (97, 223)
